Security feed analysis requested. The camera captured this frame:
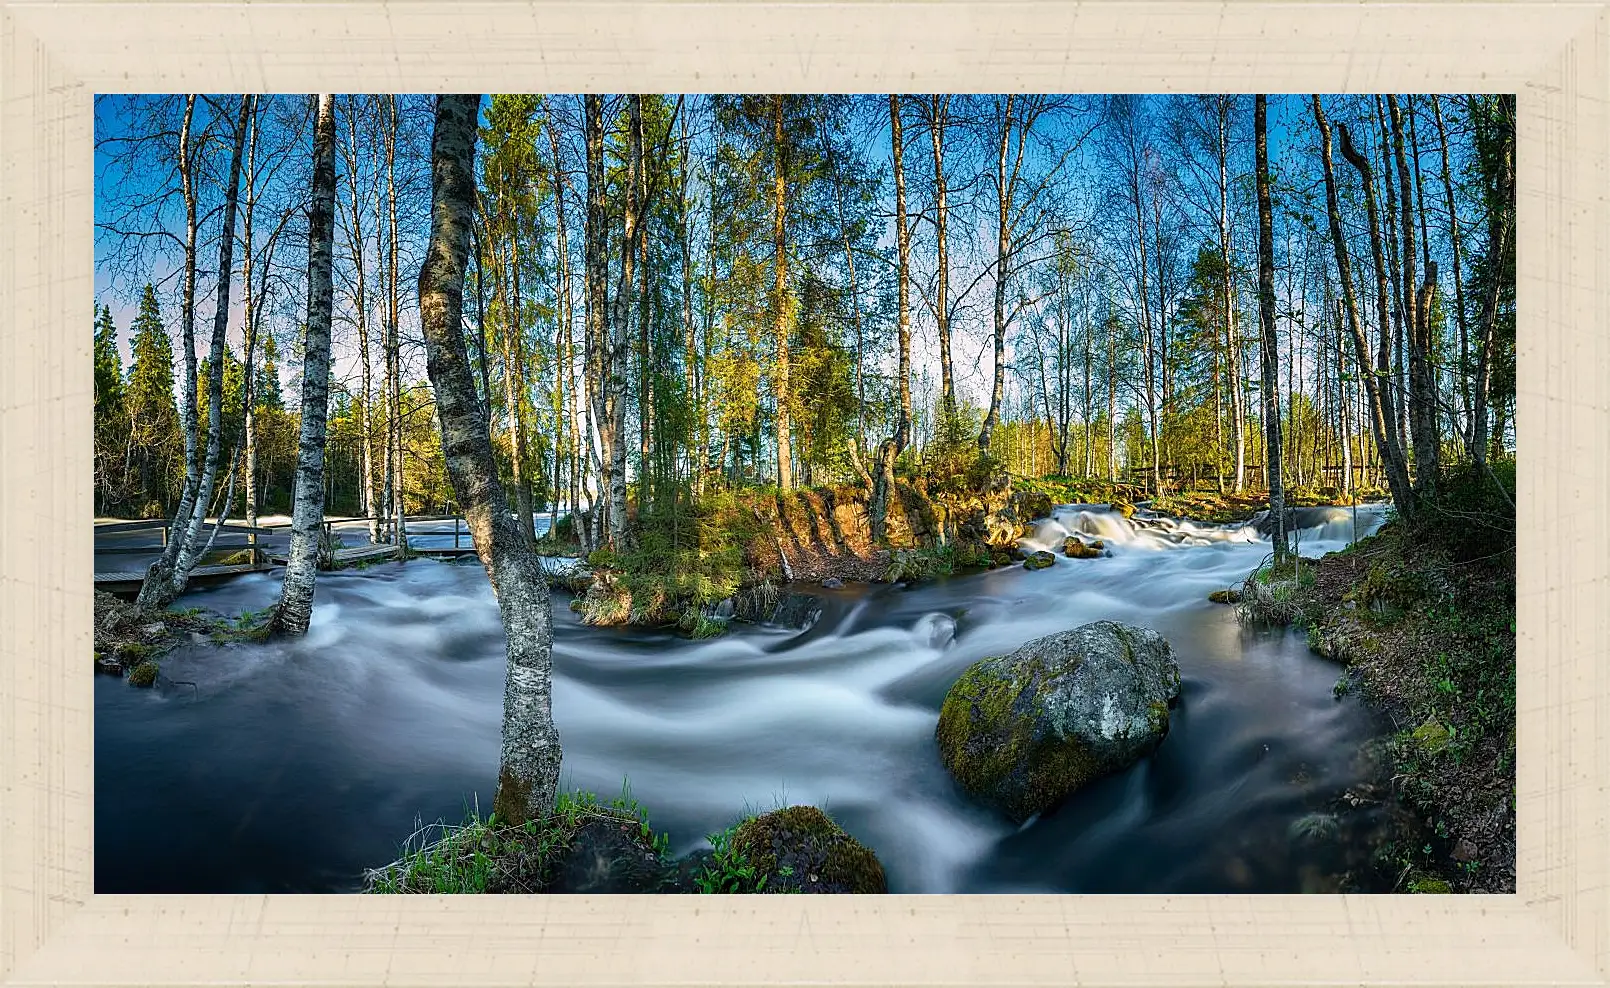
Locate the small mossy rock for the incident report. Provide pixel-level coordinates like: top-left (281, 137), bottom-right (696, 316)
top-left (1023, 550), bottom-right (1057, 571)
top-left (935, 621), bottom-right (1181, 823)
top-left (1062, 537), bottom-right (1101, 560)
top-left (545, 817), bottom-right (668, 893)
top-left (1110, 501), bottom-right (1136, 519)
top-left (1407, 875), bottom-right (1453, 894)
top-left (730, 806), bottom-right (887, 894)
top-left (1208, 588), bottom-right (1243, 605)
top-left (1410, 717), bottom-right (1451, 755)
top-left (127, 661), bottom-right (159, 688)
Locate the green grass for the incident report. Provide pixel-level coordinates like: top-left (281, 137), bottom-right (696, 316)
top-left (363, 783), bottom-right (671, 895)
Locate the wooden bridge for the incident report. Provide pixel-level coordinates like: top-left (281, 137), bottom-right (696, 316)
top-left (94, 514), bottom-right (484, 595)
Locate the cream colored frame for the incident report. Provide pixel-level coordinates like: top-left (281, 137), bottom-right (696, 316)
top-left (2, 2), bottom-right (1605, 985)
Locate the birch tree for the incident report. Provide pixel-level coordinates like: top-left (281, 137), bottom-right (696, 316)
top-left (417, 93), bottom-right (561, 827)
top-left (271, 93), bottom-right (338, 636)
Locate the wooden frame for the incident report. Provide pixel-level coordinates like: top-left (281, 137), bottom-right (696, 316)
top-left (2, 1), bottom-right (1605, 984)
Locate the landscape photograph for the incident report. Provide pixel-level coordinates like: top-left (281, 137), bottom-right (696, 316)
top-left (92, 91), bottom-right (1516, 896)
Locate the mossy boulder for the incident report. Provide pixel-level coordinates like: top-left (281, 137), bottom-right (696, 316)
top-left (935, 621), bottom-right (1181, 823)
top-left (1063, 537), bottom-right (1101, 559)
top-left (127, 661), bottom-right (159, 688)
top-left (1208, 588), bottom-right (1243, 605)
top-left (1110, 501), bottom-right (1136, 519)
top-left (730, 806), bottom-right (887, 894)
top-left (1023, 550), bottom-right (1057, 571)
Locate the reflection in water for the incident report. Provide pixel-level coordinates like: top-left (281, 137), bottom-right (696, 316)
top-left (95, 504), bottom-right (1389, 893)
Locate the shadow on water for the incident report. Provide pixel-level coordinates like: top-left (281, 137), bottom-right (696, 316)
top-left (95, 505), bottom-right (1389, 893)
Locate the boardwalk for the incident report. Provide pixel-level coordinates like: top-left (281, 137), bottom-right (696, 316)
top-left (94, 513), bottom-right (558, 594)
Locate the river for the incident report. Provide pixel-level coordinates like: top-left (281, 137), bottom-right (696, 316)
top-left (94, 502), bottom-right (1390, 894)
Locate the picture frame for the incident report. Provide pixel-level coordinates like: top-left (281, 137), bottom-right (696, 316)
top-left (2, 1), bottom-right (1605, 984)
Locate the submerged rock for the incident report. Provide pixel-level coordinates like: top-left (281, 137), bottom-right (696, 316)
top-left (730, 806), bottom-right (887, 894)
top-left (821, 577), bottom-right (845, 590)
top-left (1023, 550), bottom-right (1057, 571)
top-left (935, 621), bottom-right (1181, 823)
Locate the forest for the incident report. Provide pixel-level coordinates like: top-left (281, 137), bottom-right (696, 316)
top-left (93, 93), bottom-right (1516, 897)
top-left (95, 93), bottom-right (1514, 531)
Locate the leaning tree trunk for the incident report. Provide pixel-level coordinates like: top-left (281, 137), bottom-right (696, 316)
top-left (419, 93), bottom-right (561, 828)
top-left (271, 93), bottom-right (339, 637)
top-left (145, 96), bottom-right (200, 590)
top-left (140, 95), bottom-right (249, 609)
top-left (1254, 95), bottom-right (1288, 558)
top-left (1388, 95), bottom-right (1442, 494)
top-left (1313, 96), bottom-right (1415, 519)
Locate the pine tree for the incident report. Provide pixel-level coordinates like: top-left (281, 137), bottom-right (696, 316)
top-left (256, 332), bottom-right (284, 411)
top-left (125, 283), bottom-right (182, 513)
top-left (93, 303), bottom-right (127, 513)
top-left (94, 304), bottom-right (124, 425)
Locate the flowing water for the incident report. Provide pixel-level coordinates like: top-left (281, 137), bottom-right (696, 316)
top-left (95, 503), bottom-right (1390, 894)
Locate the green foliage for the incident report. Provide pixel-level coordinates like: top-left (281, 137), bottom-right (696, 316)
top-left (1410, 460), bottom-right (1516, 565)
top-left (579, 488), bottom-right (759, 632)
top-left (364, 783), bottom-right (670, 895)
top-left (693, 822), bottom-right (771, 894)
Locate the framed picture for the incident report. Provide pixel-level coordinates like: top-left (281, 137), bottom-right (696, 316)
top-left (3, 1), bottom-right (1603, 984)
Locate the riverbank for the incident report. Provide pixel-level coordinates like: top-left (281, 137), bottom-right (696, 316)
top-left (559, 473), bottom-right (1392, 637)
top-left (1237, 466), bottom-right (1517, 893)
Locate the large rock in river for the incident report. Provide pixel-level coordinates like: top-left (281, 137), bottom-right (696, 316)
top-left (935, 621), bottom-right (1181, 822)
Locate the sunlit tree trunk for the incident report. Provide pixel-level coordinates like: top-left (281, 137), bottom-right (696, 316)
top-left (419, 93), bottom-right (561, 828)
top-left (871, 94), bottom-right (912, 542)
top-left (271, 93), bottom-right (338, 636)
top-left (771, 94), bottom-right (795, 490)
